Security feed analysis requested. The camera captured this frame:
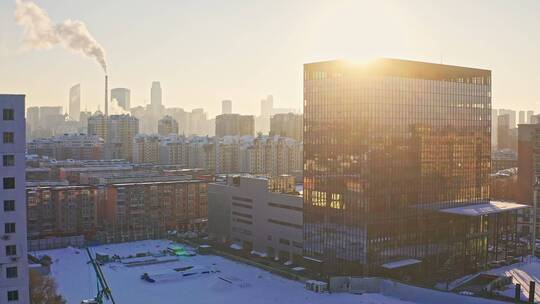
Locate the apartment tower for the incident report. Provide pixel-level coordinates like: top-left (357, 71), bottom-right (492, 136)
top-left (0, 95), bottom-right (30, 303)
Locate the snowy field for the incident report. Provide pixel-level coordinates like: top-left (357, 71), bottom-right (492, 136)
top-left (486, 256), bottom-right (540, 302)
top-left (36, 240), bottom-right (413, 304)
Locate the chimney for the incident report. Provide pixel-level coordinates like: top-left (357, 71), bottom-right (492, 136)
top-left (105, 75), bottom-right (108, 118)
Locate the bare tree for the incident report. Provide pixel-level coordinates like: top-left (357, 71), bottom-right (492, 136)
top-left (29, 269), bottom-right (66, 304)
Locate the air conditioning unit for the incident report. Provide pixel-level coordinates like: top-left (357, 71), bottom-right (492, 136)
top-left (11, 256), bottom-right (18, 262)
top-left (1, 235), bottom-right (9, 241)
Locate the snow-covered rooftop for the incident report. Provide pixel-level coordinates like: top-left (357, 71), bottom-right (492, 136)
top-left (382, 259), bottom-right (421, 269)
top-left (37, 240), bottom-right (414, 304)
top-left (438, 201), bottom-right (529, 217)
top-left (486, 256), bottom-right (540, 302)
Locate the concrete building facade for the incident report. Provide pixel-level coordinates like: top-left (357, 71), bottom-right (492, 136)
top-left (69, 84), bottom-right (80, 121)
top-left (215, 114), bottom-right (255, 137)
top-left (27, 134), bottom-right (104, 160)
top-left (102, 180), bottom-right (208, 243)
top-left (133, 134), bottom-right (160, 164)
top-left (270, 113), bottom-right (303, 142)
top-left (222, 100), bottom-right (232, 115)
top-left (26, 186), bottom-right (98, 240)
top-left (208, 175), bottom-right (303, 262)
top-left (0, 95), bottom-right (29, 304)
top-left (105, 114), bottom-right (139, 161)
top-left (158, 115), bottom-right (179, 136)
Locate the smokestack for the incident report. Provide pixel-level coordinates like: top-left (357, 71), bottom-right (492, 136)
top-left (105, 75), bottom-right (108, 118)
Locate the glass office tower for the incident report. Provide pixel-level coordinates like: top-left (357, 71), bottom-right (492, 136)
top-left (303, 59), bottom-right (494, 278)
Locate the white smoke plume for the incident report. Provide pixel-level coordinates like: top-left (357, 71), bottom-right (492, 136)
top-left (109, 98), bottom-right (130, 115)
top-left (14, 0), bottom-right (107, 72)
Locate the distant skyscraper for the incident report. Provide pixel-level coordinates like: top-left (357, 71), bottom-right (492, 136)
top-left (0, 94), bottom-right (30, 303)
top-left (270, 113), bottom-right (303, 141)
top-left (222, 99), bottom-right (232, 114)
top-left (526, 110), bottom-right (534, 123)
top-left (38, 106), bottom-right (64, 136)
top-left (260, 95), bottom-right (273, 117)
top-left (26, 106), bottom-right (39, 129)
top-left (532, 114), bottom-right (540, 124)
top-left (39, 106), bottom-right (62, 119)
top-left (258, 95), bottom-right (274, 134)
top-left (303, 59), bottom-right (520, 278)
top-left (215, 114), bottom-right (254, 137)
top-left (189, 108), bottom-right (210, 135)
top-left (88, 111), bottom-right (107, 141)
top-left (491, 109), bottom-right (498, 148)
top-left (105, 114), bottom-right (139, 161)
top-left (518, 110), bottom-right (525, 125)
top-left (499, 109), bottom-right (516, 128)
top-left (69, 84), bottom-right (81, 121)
top-left (497, 114), bottom-right (511, 150)
top-left (151, 81), bottom-right (162, 115)
top-left (111, 88), bottom-right (131, 111)
top-left (158, 115), bottom-right (179, 136)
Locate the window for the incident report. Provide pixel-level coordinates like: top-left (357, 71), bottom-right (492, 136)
top-left (232, 196), bottom-right (253, 203)
top-left (232, 211), bottom-right (252, 219)
top-left (268, 218), bottom-right (302, 230)
top-left (6, 267), bottom-right (17, 278)
top-left (3, 177), bottom-right (15, 189)
top-left (235, 218), bottom-right (252, 225)
top-left (3, 132), bottom-right (14, 144)
top-left (279, 238), bottom-right (290, 245)
top-left (232, 202), bottom-right (252, 209)
top-left (7, 290), bottom-right (19, 302)
top-left (268, 202), bottom-right (302, 212)
top-left (5, 245), bottom-right (17, 256)
top-left (3, 200), bottom-right (15, 212)
top-left (3, 155), bottom-right (14, 167)
top-left (3, 109), bottom-right (14, 121)
top-left (5, 222), bottom-right (15, 234)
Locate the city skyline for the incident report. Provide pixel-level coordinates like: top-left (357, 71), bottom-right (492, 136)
top-left (1, 0), bottom-right (540, 116)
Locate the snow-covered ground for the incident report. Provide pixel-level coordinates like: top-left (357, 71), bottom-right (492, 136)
top-left (36, 240), bottom-right (414, 304)
top-left (486, 256), bottom-right (540, 302)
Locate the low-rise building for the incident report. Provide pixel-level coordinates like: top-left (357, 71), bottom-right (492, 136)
top-left (208, 175), bottom-right (302, 262)
top-left (26, 186), bottom-right (98, 240)
top-left (27, 134), bottom-right (104, 160)
top-left (102, 180), bottom-right (208, 243)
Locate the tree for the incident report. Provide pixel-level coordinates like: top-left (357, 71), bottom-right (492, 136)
top-left (29, 269), bottom-right (66, 304)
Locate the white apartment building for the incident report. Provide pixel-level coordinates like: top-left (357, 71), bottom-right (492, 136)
top-left (208, 175), bottom-right (303, 262)
top-left (0, 95), bottom-right (29, 303)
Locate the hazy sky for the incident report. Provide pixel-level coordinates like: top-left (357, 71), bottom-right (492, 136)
top-left (1, 0), bottom-right (539, 117)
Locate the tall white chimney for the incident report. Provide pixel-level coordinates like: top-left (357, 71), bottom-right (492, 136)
top-left (105, 75), bottom-right (108, 118)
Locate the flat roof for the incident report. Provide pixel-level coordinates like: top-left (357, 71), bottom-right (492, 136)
top-left (382, 259), bottom-right (421, 269)
top-left (112, 179), bottom-right (204, 187)
top-left (438, 201), bottom-right (529, 217)
top-left (304, 58), bottom-right (491, 81)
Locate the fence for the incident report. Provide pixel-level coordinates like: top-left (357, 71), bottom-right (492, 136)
top-left (28, 235), bottom-right (85, 251)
